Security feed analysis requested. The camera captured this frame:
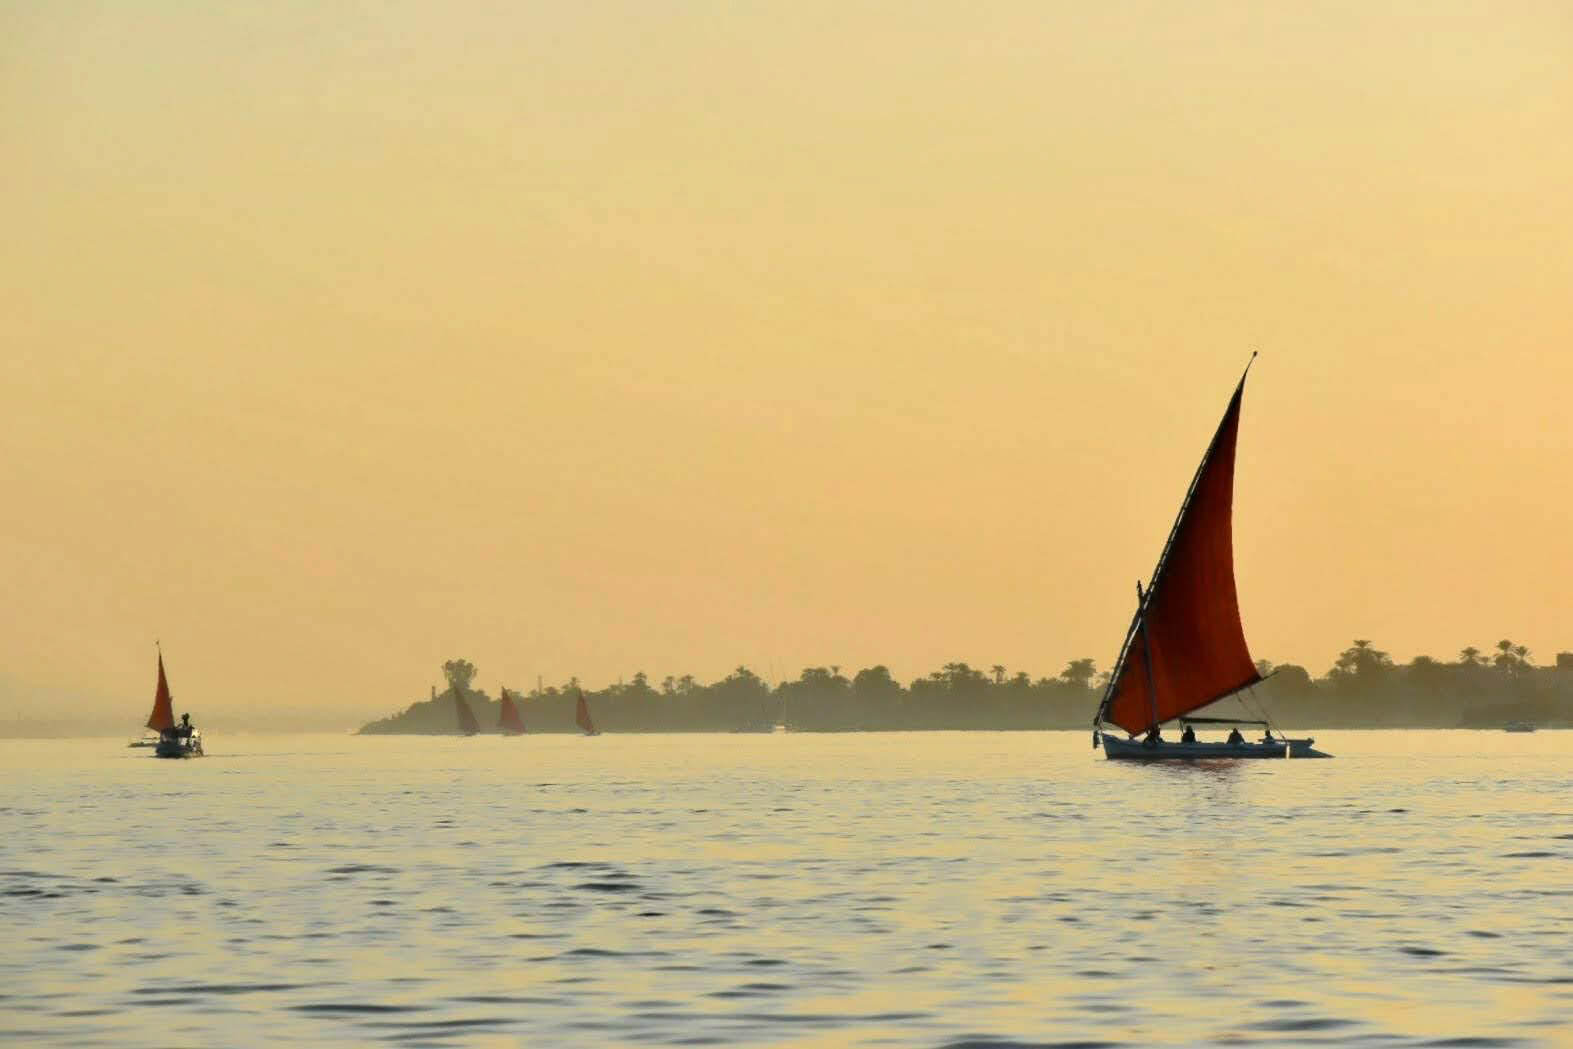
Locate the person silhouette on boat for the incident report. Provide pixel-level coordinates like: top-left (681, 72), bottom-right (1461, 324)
top-left (1226, 726), bottom-right (1245, 745)
top-left (178, 713), bottom-right (193, 739)
top-left (1260, 728), bottom-right (1275, 744)
top-left (1180, 724), bottom-right (1196, 744)
top-left (1142, 726), bottom-right (1163, 748)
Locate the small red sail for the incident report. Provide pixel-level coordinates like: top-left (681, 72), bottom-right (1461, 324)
top-left (1102, 377), bottom-right (1261, 735)
top-left (575, 691), bottom-right (597, 735)
top-left (498, 688), bottom-right (525, 735)
top-left (146, 651), bottom-right (175, 732)
top-left (454, 688), bottom-right (480, 735)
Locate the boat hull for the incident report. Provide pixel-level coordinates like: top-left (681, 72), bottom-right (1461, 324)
top-left (1100, 734), bottom-right (1330, 760)
top-left (154, 735), bottom-right (203, 759)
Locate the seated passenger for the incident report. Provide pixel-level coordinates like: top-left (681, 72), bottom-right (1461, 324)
top-left (1142, 726), bottom-right (1163, 747)
top-left (1180, 725), bottom-right (1196, 743)
top-left (1226, 727), bottom-right (1245, 745)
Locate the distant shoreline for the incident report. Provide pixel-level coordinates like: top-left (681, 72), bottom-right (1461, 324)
top-left (359, 646), bottom-right (1573, 737)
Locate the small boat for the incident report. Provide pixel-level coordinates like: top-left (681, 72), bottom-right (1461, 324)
top-left (498, 687), bottom-right (525, 735)
top-left (1091, 357), bottom-right (1330, 760)
top-left (147, 647), bottom-right (203, 758)
top-left (454, 686), bottom-right (480, 736)
top-left (1504, 721), bottom-right (1536, 733)
top-left (575, 690), bottom-right (600, 736)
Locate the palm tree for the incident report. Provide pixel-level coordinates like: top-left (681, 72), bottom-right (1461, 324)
top-left (1459, 647), bottom-right (1484, 666)
top-left (990, 665), bottom-right (1006, 685)
top-left (1059, 658), bottom-right (1097, 690)
top-left (1333, 640), bottom-right (1391, 678)
top-left (442, 659), bottom-right (477, 692)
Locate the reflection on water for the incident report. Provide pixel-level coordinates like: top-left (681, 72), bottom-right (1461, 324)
top-left (2, 731), bottom-right (1571, 1047)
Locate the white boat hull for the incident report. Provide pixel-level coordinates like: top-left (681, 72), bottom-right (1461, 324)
top-left (1100, 734), bottom-right (1330, 760)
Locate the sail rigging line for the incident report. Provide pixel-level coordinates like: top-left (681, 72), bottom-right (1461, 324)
top-left (1240, 683), bottom-right (1280, 740)
top-left (1096, 352), bottom-right (1261, 734)
top-left (1178, 715), bottom-right (1269, 725)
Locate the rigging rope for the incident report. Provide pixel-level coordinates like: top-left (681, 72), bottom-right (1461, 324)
top-left (1242, 684), bottom-right (1279, 739)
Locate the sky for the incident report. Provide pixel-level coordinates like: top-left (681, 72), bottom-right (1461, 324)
top-left (3, 2), bottom-right (1571, 731)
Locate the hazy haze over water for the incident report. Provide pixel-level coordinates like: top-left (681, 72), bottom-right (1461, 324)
top-left (5, 731), bottom-right (1572, 1047)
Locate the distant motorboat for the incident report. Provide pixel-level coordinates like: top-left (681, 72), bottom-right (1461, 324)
top-left (1090, 358), bottom-right (1330, 761)
top-left (146, 647), bottom-right (203, 758)
top-left (575, 690), bottom-right (600, 736)
top-left (1504, 721), bottom-right (1536, 733)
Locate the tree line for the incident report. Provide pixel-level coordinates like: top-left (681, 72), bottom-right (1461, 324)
top-left (356, 641), bottom-right (1573, 734)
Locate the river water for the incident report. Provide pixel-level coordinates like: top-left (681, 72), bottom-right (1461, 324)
top-left (3, 731), bottom-right (1571, 1047)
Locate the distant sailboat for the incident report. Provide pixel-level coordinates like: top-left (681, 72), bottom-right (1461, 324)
top-left (575, 689), bottom-right (599, 736)
top-left (1091, 357), bottom-right (1330, 760)
top-left (498, 687), bottom-right (525, 735)
top-left (148, 646), bottom-right (203, 758)
top-left (454, 686), bottom-right (480, 736)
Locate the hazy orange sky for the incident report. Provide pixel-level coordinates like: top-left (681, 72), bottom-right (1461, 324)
top-left (4, 3), bottom-right (1570, 729)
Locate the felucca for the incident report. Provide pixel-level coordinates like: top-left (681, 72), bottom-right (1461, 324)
top-left (575, 690), bottom-right (599, 736)
top-left (1091, 357), bottom-right (1330, 760)
top-left (454, 686), bottom-right (480, 736)
top-left (148, 646), bottom-right (203, 758)
top-left (498, 687), bottom-right (525, 735)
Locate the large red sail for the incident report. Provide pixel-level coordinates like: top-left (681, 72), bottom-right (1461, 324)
top-left (498, 688), bottom-right (525, 735)
top-left (146, 651), bottom-right (175, 732)
top-left (454, 688), bottom-right (480, 735)
top-left (1101, 377), bottom-right (1260, 734)
top-left (575, 691), bottom-right (597, 735)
